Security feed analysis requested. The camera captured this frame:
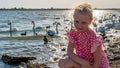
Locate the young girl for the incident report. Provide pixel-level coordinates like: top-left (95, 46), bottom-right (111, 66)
top-left (58, 3), bottom-right (109, 68)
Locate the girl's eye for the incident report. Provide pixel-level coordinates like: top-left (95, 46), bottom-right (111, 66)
top-left (74, 20), bottom-right (79, 23)
top-left (74, 20), bottom-right (87, 25)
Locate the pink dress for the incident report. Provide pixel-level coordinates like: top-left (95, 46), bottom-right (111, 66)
top-left (67, 29), bottom-right (109, 68)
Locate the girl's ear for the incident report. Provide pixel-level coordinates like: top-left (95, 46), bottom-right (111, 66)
top-left (89, 19), bottom-right (93, 24)
top-left (91, 19), bottom-right (94, 24)
top-left (92, 17), bottom-right (97, 22)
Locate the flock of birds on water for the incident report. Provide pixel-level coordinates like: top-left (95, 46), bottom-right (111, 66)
top-left (5, 15), bottom-right (70, 37)
top-left (94, 14), bottom-right (120, 33)
top-left (2, 13), bottom-right (120, 38)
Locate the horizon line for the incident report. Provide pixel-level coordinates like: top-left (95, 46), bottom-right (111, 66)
top-left (0, 7), bottom-right (120, 10)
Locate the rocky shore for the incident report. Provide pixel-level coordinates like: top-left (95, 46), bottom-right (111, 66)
top-left (0, 31), bottom-right (120, 68)
top-left (0, 41), bottom-right (67, 68)
top-left (104, 37), bottom-right (120, 68)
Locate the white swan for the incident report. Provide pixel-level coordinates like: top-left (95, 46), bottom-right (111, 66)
top-left (32, 21), bottom-right (43, 31)
top-left (46, 21), bottom-right (61, 36)
top-left (12, 27), bottom-right (19, 32)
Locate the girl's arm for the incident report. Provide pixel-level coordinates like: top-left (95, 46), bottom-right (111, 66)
top-left (93, 45), bottom-right (102, 68)
top-left (67, 42), bottom-right (92, 68)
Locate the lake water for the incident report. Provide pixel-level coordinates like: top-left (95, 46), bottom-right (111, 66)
top-left (0, 9), bottom-right (120, 68)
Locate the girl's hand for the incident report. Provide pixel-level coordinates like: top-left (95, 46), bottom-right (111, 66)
top-left (81, 60), bottom-right (93, 68)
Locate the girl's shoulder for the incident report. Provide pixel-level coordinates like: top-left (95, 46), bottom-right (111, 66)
top-left (67, 29), bottom-right (78, 37)
top-left (89, 29), bottom-right (102, 39)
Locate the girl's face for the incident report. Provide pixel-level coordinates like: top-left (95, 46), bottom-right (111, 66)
top-left (73, 12), bottom-right (92, 32)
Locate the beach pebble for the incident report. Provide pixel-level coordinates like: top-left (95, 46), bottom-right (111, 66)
top-left (53, 57), bottom-right (59, 61)
top-left (61, 48), bottom-right (66, 51)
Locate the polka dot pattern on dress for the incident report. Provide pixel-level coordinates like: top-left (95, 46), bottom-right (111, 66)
top-left (67, 29), bottom-right (109, 68)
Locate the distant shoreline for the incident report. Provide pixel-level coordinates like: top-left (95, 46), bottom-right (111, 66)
top-left (0, 8), bottom-right (70, 10)
top-left (94, 8), bottom-right (120, 10)
top-left (0, 8), bottom-right (120, 10)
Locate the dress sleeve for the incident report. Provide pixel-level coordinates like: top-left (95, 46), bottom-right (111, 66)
top-left (67, 32), bottom-right (74, 43)
top-left (91, 35), bottom-right (104, 53)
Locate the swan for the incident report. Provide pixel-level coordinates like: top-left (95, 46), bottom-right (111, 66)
top-left (8, 22), bottom-right (19, 37)
top-left (8, 22), bottom-right (19, 32)
top-left (31, 21), bottom-right (43, 35)
top-left (12, 27), bottom-right (19, 32)
top-left (32, 21), bottom-right (42, 32)
top-left (35, 26), bottom-right (42, 31)
top-left (47, 21), bottom-right (61, 36)
top-left (47, 30), bottom-right (56, 36)
top-left (97, 26), bottom-right (105, 34)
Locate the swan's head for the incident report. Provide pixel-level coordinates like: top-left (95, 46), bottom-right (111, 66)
top-left (31, 21), bottom-right (35, 24)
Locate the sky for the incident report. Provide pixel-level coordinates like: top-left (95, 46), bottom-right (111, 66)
top-left (0, 0), bottom-right (120, 9)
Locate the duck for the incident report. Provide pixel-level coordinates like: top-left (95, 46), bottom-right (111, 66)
top-left (21, 31), bottom-right (27, 36)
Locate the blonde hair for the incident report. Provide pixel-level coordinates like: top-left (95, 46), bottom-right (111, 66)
top-left (73, 3), bottom-right (93, 20)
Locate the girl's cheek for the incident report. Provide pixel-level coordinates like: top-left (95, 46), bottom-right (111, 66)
top-left (74, 23), bottom-right (79, 26)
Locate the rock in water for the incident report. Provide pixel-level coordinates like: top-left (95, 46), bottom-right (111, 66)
top-left (61, 48), bottom-right (66, 51)
top-left (1, 54), bottom-right (36, 65)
